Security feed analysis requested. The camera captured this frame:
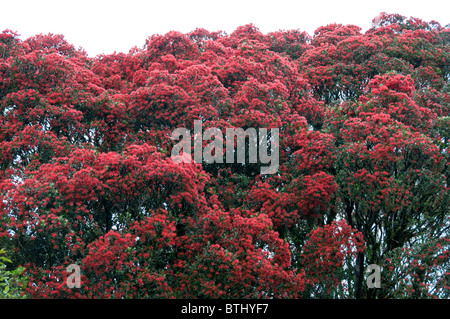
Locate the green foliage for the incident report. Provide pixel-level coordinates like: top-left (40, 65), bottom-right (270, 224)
top-left (0, 248), bottom-right (27, 299)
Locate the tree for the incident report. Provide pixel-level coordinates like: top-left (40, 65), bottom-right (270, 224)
top-left (0, 13), bottom-right (448, 298)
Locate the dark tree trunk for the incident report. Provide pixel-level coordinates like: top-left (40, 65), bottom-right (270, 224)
top-left (354, 251), bottom-right (365, 299)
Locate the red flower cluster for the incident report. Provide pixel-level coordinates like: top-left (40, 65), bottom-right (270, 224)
top-left (0, 12), bottom-right (449, 299)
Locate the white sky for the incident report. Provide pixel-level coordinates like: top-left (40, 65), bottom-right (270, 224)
top-left (1, 0), bottom-right (448, 57)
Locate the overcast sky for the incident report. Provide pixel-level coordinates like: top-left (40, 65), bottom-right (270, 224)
top-left (1, 0), bottom-right (448, 57)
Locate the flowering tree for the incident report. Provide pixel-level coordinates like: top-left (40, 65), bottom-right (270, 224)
top-left (0, 12), bottom-right (449, 299)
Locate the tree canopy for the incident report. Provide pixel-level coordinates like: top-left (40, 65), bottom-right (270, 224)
top-left (0, 12), bottom-right (449, 299)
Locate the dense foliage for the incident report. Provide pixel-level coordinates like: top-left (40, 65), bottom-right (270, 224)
top-left (0, 12), bottom-right (449, 299)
